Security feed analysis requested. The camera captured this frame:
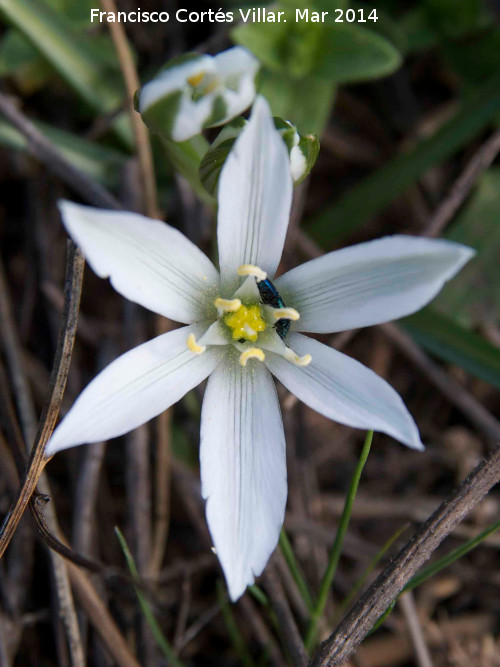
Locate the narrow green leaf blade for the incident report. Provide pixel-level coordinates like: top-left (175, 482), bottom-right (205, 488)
top-left (401, 309), bottom-right (500, 390)
top-left (115, 527), bottom-right (184, 667)
top-left (306, 70), bottom-right (500, 246)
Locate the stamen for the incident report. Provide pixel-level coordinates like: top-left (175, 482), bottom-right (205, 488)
top-left (237, 264), bottom-right (267, 282)
top-left (273, 307), bottom-right (300, 321)
top-left (214, 297), bottom-right (241, 313)
top-left (187, 333), bottom-right (206, 355)
top-left (285, 348), bottom-right (312, 367)
top-left (239, 347), bottom-right (265, 366)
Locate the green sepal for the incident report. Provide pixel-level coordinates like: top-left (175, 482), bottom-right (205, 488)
top-left (296, 132), bottom-right (320, 185)
top-left (140, 89), bottom-right (183, 138)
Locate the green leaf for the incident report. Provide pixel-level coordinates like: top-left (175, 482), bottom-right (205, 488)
top-left (233, 11), bottom-right (401, 83)
top-left (315, 24), bottom-right (402, 83)
top-left (432, 168), bottom-right (500, 329)
top-left (0, 29), bottom-right (52, 93)
top-left (401, 309), bottom-right (500, 390)
top-left (306, 70), bottom-right (500, 246)
top-left (0, 118), bottom-right (127, 188)
top-left (115, 527), bottom-right (184, 667)
top-left (422, 0), bottom-right (490, 41)
top-left (0, 0), bottom-right (132, 147)
top-left (259, 69), bottom-right (334, 135)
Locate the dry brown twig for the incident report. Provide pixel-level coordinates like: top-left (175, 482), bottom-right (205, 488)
top-left (423, 128), bottom-right (500, 238)
top-left (99, 0), bottom-right (174, 581)
top-left (380, 323), bottom-right (500, 444)
top-left (0, 243), bottom-right (84, 559)
top-left (0, 245), bottom-right (86, 664)
top-left (99, 0), bottom-right (159, 219)
top-left (307, 128), bottom-right (500, 665)
top-left (310, 445), bottom-right (500, 666)
top-left (262, 563), bottom-right (309, 667)
top-left (0, 91), bottom-right (121, 210)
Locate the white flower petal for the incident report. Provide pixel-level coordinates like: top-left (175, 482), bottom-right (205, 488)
top-left (172, 93), bottom-right (216, 142)
top-left (213, 47), bottom-right (259, 122)
top-left (275, 236), bottom-right (474, 333)
top-left (214, 46), bottom-right (259, 81)
top-left (217, 96), bottom-right (293, 293)
top-left (200, 352), bottom-right (286, 600)
top-left (139, 55), bottom-right (214, 113)
top-left (266, 332), bottom-right (423, 450)
top-left (46, 324), bottom-right (221, 456)
top-left (59, 201), bottom-right (220, 324)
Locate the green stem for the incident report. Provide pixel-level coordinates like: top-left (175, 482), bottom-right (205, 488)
top-left (305, 430), bottom-right (373, 652)
top-left (279, 529), bottom-right (315, 612)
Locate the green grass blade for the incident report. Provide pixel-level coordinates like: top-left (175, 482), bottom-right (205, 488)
top-left (114, 527), bottom-right (184, 667)
top-left (401, 309), bottom-right (500, 390)
top-left (279, 529), bottom-right (314, 612)
top-left (306, 70), bottom-right (500, 246)
top-left (339, 522), bottom-right (409, 618)
top-left (367, 517), bottom-right (500, 636)
top-left (217, 581), bottom-right (256, 667)
top-left (305, 431), bottom-right (374, 652)
top-left (0, 118), bottom-right (127, 188)
top-left (404, 517), bottom-right (500, 593)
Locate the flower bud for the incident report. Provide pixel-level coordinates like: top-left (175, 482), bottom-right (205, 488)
top-left (137, 47), bottom-right (259, 142)
top-left (199, 116), bottom-right (319, 195)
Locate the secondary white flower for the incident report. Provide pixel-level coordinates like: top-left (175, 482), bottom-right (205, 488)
top-left (46, 97), bottom-right (473, 601)
top-left (138, 46), bottom-right (259, 142)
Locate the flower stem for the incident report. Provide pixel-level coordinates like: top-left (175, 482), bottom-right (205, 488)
top-left (305, 430), bottom-right (373, 652)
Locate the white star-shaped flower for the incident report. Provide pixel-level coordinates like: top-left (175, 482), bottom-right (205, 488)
top-left (139, 46), bottom-right (259, 142)
top-left (46, 97), bottom-right (473, 601)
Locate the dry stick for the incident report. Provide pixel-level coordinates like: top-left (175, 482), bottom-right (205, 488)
top-left (262, 565), bottom-right (309, 667)
top-left (0, 91), bottom-right (120, 211)
top-left (99, 0), bottom-right (173, 577)
top-left (238, 596), bottom-right (285, 667)
top-left (301, 128), bottom-right (500, 665)
top-left (0, 246), bottom-right (85, 666)
top-left (310, 445), bottom-right (500, 666)
top-left (0, 244), bottom-right (84, 558)
top-left (380, 323), bottom-right (500, 445)
top-left (67, 563), bottom-right (140, 667)
top-left (100, 0), bottom-right (159, 219)
top-left (0, 326), bottom-right (149, 666)
top-left (423, 129), bottom-right (500, 238)
top-left (399, 592), bottom-right (433, 667)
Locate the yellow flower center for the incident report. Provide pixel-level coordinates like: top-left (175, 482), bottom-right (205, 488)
top-left (187, 71), bottom-right (206, 87)
top-left (224, 304), bottom-right (267, 343)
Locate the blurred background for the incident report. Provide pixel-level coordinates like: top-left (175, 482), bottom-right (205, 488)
top-left (1, 0), bottom-right (500, 665)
